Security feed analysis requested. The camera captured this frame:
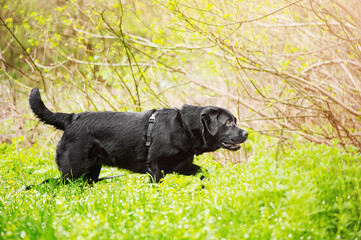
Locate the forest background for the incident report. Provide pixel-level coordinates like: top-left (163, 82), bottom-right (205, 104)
top-left (1, 0), bottom-right (361, 153)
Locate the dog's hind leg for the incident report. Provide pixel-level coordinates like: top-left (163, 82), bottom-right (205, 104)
top-left (26, 140), bottom-right (106, 190)
top-left (83, 162), bottom-right (102, 184)
top-left (80, 140), bottom-right (106, 184)
top-left (59, 140), bottom-right (105, 184)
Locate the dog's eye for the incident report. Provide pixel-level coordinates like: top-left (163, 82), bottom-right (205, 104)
top-left (226, 120), bottom-right (233, 126)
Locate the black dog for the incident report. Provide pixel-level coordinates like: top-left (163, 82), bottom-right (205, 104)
top-left (28, 88), bottom-right (248, 186)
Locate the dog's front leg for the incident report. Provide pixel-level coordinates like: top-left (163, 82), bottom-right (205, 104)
top-left (174, 163), bottom-right (207, 189)
top-left (173, 162), bottom-right (206, 179)
top-left (146, 158), bottom-right (163, 183)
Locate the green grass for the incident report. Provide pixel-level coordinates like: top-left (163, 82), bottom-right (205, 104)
top-left (0, 137), bottom-right (360, 239)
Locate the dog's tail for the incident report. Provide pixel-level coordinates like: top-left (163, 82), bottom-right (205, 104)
top-left (29, 88), bottom-right (72, 130)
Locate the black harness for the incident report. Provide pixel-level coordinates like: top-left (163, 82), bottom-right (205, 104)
top-left (145, 111), bottom-right (157, 148)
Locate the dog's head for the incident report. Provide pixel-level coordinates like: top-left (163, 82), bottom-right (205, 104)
top-left (200, 107), bottom-right (248, 151)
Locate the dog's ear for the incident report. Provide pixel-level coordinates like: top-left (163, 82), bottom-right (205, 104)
top-left (200, 107), bottom-right (219, 136)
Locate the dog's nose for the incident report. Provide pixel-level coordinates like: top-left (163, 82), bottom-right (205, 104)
top-left (242, 131), bottom-right (248, 138)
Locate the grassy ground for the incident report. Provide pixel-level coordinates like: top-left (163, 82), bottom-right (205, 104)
top-left (0, 137), bottom-right (360, 240)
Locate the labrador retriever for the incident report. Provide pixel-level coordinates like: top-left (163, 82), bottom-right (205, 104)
top-left (28, 88), bottom-right (248, 186)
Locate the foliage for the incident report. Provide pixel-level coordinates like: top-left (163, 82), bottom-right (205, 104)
top-left (157, 0), bottom-right (361, 149)
top-left (1, 0), bottom-right (361, 152)
top-left (1, 0), bottom-right (182, 112)
top-left (0, 137), bottom-right (360, 239)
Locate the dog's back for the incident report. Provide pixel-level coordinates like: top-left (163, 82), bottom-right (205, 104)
top-left (29, 88), bottom-right (73, 130)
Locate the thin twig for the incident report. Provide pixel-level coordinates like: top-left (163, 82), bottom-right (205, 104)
top-left (0, 17), bottom-right (47, 92)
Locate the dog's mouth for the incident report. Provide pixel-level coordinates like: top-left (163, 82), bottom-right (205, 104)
top-left (220, 141), bottom-right (242, 151)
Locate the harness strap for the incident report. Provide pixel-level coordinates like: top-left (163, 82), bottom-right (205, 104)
top-left (145, 111), bottom-right (157, 148)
